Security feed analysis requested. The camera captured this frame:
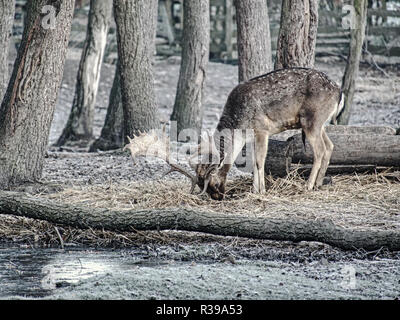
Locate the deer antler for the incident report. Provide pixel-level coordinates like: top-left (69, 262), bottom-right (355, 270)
top-left (123, 127), bottom-right (199, 193)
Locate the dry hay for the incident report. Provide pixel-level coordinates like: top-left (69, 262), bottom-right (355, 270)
top-left (42, 169), bottom-right (400, 232)
top-left (1, 169), bottom-right (399, 247)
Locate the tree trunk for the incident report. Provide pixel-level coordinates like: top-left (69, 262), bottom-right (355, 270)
top-left (113, 0), bottom-right (159, 141)
top-left (337, 0), bottom-right (368, 125)
top-left (275, 0), bottom-right (318, 69)
top-left (89, 61), bottom-right (124, 151)
top-left (0, 0), bottom-right (15, 100)
top-left (0, 0), bottom-right (75, 189)
top-left (1, 190), bottom-right (399, 251)
top-left (170, 0), bottom-right (210, 136)
top-left (234, 0), bottom-right (273, 82)
top-left (56, 0), bottom-right (112, 146)
top-left (224, 0), bottom-right (234, 60)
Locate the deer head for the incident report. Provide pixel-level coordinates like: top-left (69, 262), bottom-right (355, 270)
top-left (194, 164), bottom-right (227, 200)
top-left (189, 131), bottom-right (227, 200)
top-left (194, 163), bottom-right (225, 200)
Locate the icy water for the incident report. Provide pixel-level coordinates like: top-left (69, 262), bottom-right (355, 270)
top-left (1, 245), bottom-right (399, 300)
top-left (0, 247), bottom-right (109, 298)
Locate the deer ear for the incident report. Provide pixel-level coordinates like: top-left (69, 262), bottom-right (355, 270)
top-left (218, 152), bottom-right (227, 169)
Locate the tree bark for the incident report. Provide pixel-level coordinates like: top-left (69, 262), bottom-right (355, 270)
top-left (170, 0), bottom-right (210, 135)
top-left (275, 0), bottom-right (318, 69)
top-left (1, 190), bottom-right (399, 251)
top-left (113, 0), bottom-right (159, 141)
top-left (299, 164), bottom-right (389, 176)
top-left (0, 0), bottom-right (15, 100)
top-left (324, 125), bottom-right (396, 136)
top-left (289, 133), bottom-right (400, 167)
top-left (237, 139), bottom-right (292, 177)
top-left (0, 0), bottom-right (75, 189)
top-left (337, 0), bottom-right (368, 125)
top-left (89, 61), bottom-right (124, 151)
top-left (234, 0), bottom-right (273, 82)
top-left (56, 0), bottom-right (112, 146)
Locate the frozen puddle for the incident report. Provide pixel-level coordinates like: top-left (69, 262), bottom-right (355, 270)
top-left (0, 247), bottom-right (117, 297)
top-left (40, 256), bottom-right (115, 290)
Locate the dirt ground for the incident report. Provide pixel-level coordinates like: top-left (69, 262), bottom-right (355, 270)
top-left (1, 243), bottom-right (399, 300)
top-left (1, 49), bottom-right (400, 300)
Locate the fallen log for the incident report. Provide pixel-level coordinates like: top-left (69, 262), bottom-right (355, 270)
top-left (324, 125), bottom-right (396, 135)
top-left (296, 164), bottom-right (392, 177)
top-left (236, 139), bottom-right (292, 177)
top-left (0, 190), bottom-right (399, 251)
top-left (264, 140), bottom-right (292, 177)
top-left (238, 126), bottom-right (399, 177)
top-left (289, 133), bottom-right (400, 167)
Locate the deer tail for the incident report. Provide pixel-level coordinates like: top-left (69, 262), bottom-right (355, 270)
top-left (332, 91), bottom-right (345, 125)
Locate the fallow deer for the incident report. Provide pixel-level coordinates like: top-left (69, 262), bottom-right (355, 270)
top-left (124, 67), bottom-right (344, 200)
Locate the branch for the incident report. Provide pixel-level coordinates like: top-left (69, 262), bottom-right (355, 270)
top-left (362, 48), bottom-right (390, 78)
top-left (0, 191), bottom-right (399, 251)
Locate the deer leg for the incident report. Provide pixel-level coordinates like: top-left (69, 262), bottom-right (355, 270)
top-left (304, 129), bottom-right (326, 191)
top-left (252, 130), bottom-right (269, 194)
top-left (315, 129), bottom-right (334, 188)
top-left (219, 132), bottom-right (246, 186)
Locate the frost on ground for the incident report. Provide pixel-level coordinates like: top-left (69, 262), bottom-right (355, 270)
top-left (1, 244), bottom-right (399, 300)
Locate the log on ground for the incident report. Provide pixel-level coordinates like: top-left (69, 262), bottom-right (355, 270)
top-left (0, 190), bottom-right (399, 251)
top-left (324, 125), bottom-right (396, 135)
top-left (297, 164), bottom-right (388, 176)
top-left (289, 133), bottom-right (400, 167)
top-left (237, 139), bottom-right (292, 177)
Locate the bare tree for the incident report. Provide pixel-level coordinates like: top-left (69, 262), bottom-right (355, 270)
top-left (56, 0), bottom-right (112, 146)
top-left (89, 61), bottom-right (124, 151)
top-left (0, 0), bottom-right (15, 100)
top-left (170, 0), bottom-right (210, 135)
top-left (337, 0), bottom-right (368, 125)
top-left (234, 0), bottom-right (273, 82)
top-left (0, 0), bottom-right (75, 189)
top-left (275, 0), bottom-right (319, 69)
top-left (113, 0), bottom-right (159, 140)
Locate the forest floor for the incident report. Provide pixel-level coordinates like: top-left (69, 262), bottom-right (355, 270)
top-left (1, 49), bottom-right (400, 299)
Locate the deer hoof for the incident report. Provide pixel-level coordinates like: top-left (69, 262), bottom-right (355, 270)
top-left (306, 183), bottom-right (314, 191)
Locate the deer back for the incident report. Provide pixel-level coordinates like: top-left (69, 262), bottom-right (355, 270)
top-left (217, 68), bottom-right (342, 134)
